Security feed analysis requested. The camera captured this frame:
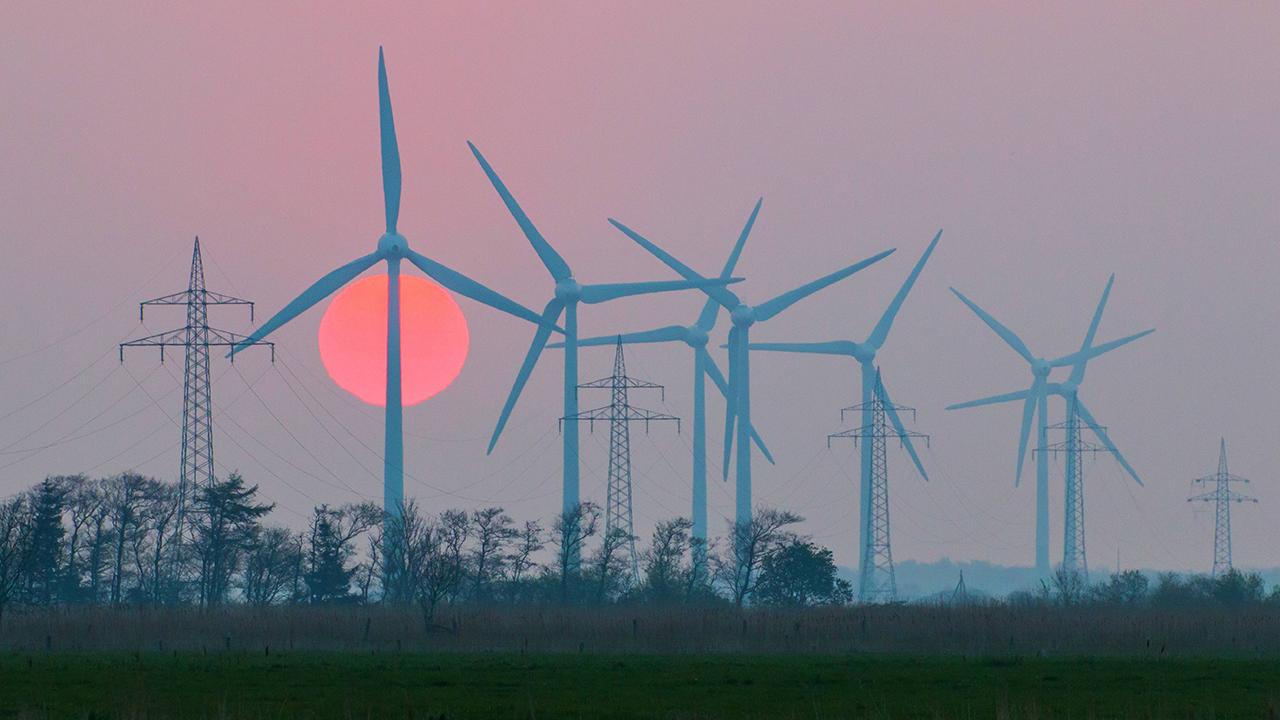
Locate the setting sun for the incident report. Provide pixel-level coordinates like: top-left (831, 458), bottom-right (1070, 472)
top-left (317, 274), bottom-right (469, 407)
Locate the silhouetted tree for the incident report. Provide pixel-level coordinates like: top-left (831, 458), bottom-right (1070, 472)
top-left (712, 508), bottom-right (801, 607)
top-left (755, 539), bottom-right (850, 607)
top-left (0, 498), bottom-right (33, 622)
top-left (25, 478), bottom-right (66, 605)
top-left (243, 526), bottom-right (302, 606)
top-left (192, 472), bottom-right (272, 607)
top-left (468, 507), bottom-right (515, 601)
top-left (551, 502), bottom-right (599, 602)
top-left (641, 518), bottom-right (693, 604)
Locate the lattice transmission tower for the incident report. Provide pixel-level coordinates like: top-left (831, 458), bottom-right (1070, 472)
top-left (1188, 439), bottom-right (1257, 576)
top-left (562, 337), bottom-right (679, 586)
top-left (1035, 397), bottom-right (1111, 580)
top-left (828, 369), bottom-right (927, 603)
top-left (120, 238), bottom-right (272, 543)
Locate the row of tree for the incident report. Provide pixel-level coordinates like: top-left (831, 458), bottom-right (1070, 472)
top-left (0, 473), bottom-right (851, 621)
top-left (1019, 564), bottom-right (1280, 608)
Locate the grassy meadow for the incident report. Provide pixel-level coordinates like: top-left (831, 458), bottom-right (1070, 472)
top-left (1, 652), bottom-right (1278, 719)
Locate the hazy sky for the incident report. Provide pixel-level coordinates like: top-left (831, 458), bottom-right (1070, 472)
top-left (2, 2), bottom-right (1278, 574)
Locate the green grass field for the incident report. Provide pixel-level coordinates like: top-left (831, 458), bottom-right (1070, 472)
top-left (1, 653), bottom-right (1276, 719)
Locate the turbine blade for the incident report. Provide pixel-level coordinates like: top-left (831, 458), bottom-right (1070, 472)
top-left (703, 348), bottom-right (775, 465)
top-left (746, 340), bottom-right (859, 356)
top-left (609, 219), bottom-right (740, 310)
top-left (468, 142), bottom-right (572, 282)
top-left (754, 248), bottom-right (896, 322)
top-left (404, 249), bottom-right (551, 328)
top-left (229, 251), bottom-right (382, 357)
top-left (950, 288), bottom-right (1035, 364)
top-left (946, 389), bottom-right (1030, 411)
top-left (878, 379), bottom-right (927, 482)
top-left (580, 277), bottom-right (739, 304)
top-left (721, 326), bottom-right (741, 479)
top-left (1014, 378), bottom-right (1045, 486)
top-left (697, 198), bottom-right (763, 331)
top-left (1074, 398), bottom-right (1143, 486)
top-left (488, 299), bottom-right (565, 453)
top-left (554, 325), bottom-right (687, 349)
top-left (1049, 329), bottom-right (1155, 368)
top-left (1072, 274), bottom-right (1114, 384)
top-left (867, 230), bottom-right (941, 349)
top-left (377, 48), bottom-right (402, 234)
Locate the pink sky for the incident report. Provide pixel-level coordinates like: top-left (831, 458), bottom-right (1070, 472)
top-left (2, 2), bottom-right (1278, 572)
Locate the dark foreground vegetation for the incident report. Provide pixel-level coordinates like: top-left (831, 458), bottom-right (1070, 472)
top-left (1, 652), bottom-right (1278, 719)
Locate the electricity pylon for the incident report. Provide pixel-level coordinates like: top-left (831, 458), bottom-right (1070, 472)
top-left (828, 369), bottom-right (926, 603)
top-left (1188, 439), bottom-right (1257, 576)
top-left (1035, 396), bottom-right (1110, 580)
top-left (120, 238), bottom-right (272, 560)
top-left (562, 337), bottom-right (679, 586)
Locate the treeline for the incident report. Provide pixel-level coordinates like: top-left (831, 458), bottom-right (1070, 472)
top-left (0, 473), bottom-right (851, 623)
top-left (1010, 565), bottom-right (1280, 609)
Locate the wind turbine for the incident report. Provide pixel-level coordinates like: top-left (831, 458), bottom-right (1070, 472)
top-left (746, 230), bottom-right (941, 578)
top-left (231, 49), bottom-right (551, 519)
top-left (611, 208), bottom-right (896, 530)
top-left (470, 143), bottom-right (738, 567)
top-left (946, 276), bottom-right (1154, 576)
top-left (563, 200), bottom-right (776, 575)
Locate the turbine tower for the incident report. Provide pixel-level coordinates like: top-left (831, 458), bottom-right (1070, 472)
top-left (564, 200), bottom-right (774, 578)
top-left (120, 238), bottom-right (271, 592)
top-left (827, 370), bottom-right (927, 603)
top-left (232, 49), bottom-right (551, 519)
top-left (1036, 396), bottom-right (1112, 578)
top-left (562, 337), bottom-right (679, 586)
top-left (611, 211), bottom-right (895, 532)
top-left (471, 144), bottom-right (734, 570)
top-left (1188, 439), bottom-right (1257, 576)
top-left (747, 230), bottom-right (940, 580)
top-left (947, 276), bottom-right (1153, 576)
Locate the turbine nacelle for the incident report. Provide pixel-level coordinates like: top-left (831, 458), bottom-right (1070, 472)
top-left (1031, 359), bottom-right (1051, 378)
top-left (684, 325), bottom-right (709, 348)
top-left (554, 278), bottom-right (584, 303)
top-left (730, 304), bottom-right (756, 327)
top-left (377, 232), bottom-right (409, 257)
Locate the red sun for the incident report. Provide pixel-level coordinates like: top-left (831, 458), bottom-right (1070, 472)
top-left (318, 274), bottom-right (469, 407)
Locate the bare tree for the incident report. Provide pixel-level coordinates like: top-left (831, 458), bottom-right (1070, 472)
top-left (551, 502), bottom-right (599, 602)
top-left (712, 508), bottom-right (802, 607)
top-left (104, 473), bottom-right (152, 603)
top-left (242, 527), bottom-right (303, 606)
top-left (504, 520), bottom-right (543, 601)
top-left (641, 518), bottom-right (693, 603)
top-left (468, 507), bottom-right (515, 601)
top-left (438, 510), bottom-right (471, 605)
top-left (63, 475), bottom-right (102, 601)
top-left (0, 498), bottom-right (33, 623)
top-left (589, 525), bottom-right (634, 603)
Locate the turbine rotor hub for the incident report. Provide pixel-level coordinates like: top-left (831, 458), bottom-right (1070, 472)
top-left (686, 326), bottom-right (708, 347)
top-left (731, 304), bottom-right (756, 327)
top-left (554, 279), bottom-right (583, 302)
top-left (852, 344), bottom-right (876, 364)
top-left (1032, 359), bottom-right (1050, 377)
top-left (377, 232), bottom-right (409, 257)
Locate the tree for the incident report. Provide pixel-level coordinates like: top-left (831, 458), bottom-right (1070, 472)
top-left (468, 507), bottom-right (516, 601)
top-left (755, 540), bottom-right (850, 607)
top-left (641, 518), bottom-right (693, 604)
top-left (1090, 570), bottom-right (1149, 606)
top-left (1045, 565), bottom-right (1087, 606)
top-left (0, 498), bottom-right (33, 622)
top-left (104, 473), bottom-right (151, 604)
top-left (243, 527), bottom-right (303, 606)
top-left (134, 480), bottom-right (181, 604)
top-left (712, 508), bottom-right (802, 607)
top-left (588, 526), bottom-right (635, 603)
top-left (25, 478), bottom-right (67, 605)
top-left (305, 505), bottom-right (355, 603)
top-left (62, 475), bottom-right (102, 602)
top-left (504, 520), bottom-right (543, 602)
top-left (438, 510), bottom-right (471, 604)
top-left (550, 502), bottom-right (599, 602)
top-left (192, 472), bottom-right (272, 606)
